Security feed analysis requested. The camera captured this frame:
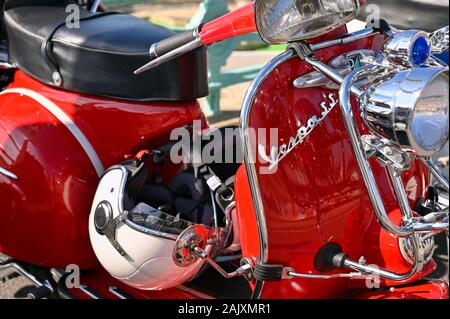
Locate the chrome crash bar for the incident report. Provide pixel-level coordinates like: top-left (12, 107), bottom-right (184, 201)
top-left (343, 66), bottom-right (449, 235)
top-left (240, 27), bottom-right (449, 298)
top-left (302, 59), bottom-right (448, 280)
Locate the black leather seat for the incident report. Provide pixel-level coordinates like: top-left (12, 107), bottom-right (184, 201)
top-left (3, 1), bottom-right (208, 101)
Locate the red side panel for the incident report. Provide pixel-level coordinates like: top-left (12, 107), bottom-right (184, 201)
top-left (0, 71), bottom-right (203, 269)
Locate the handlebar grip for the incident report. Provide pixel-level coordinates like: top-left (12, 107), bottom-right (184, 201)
top-left (151, 30), bottom-right (198, 58)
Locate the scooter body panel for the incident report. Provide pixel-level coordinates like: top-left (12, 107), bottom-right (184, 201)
top-left (0, 71), bottom-right (203, 269)
top-left (235, 32), bottom-right (434, 298)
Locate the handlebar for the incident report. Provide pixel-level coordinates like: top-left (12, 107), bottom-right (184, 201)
top-left (134, 3), bottom-right (257, 75)
top-left (150, 30), bottom-right (199, 58)
top-left (134, 37), bottom-right (203, 75)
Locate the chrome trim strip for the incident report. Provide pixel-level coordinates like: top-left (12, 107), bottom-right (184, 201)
top-left (0, 167), bottom-right (18, 180)
top-left (0, 88), bottom-right (105, 177)
top-left (177, 285), bottom-right (216, 300)
top-left (285, 270), bottom-right (367, 280)
top-left (78, 285), bottom-right (102, 299)
top-left (240, 50), bottom-right (295, 268)
top-left (108, 286), bottom-right (131, 299)
top-left (310, 28), bottom-right (378, 51)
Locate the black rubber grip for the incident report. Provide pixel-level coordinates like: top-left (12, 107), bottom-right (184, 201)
top-left (253, 260), bottom-right (284, 281)
top-left (152, 30), bottom-right (197, 58)
top-left (314, 243), bottom-right (344, 273)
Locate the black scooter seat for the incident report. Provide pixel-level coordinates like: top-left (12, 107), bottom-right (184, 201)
top-left (3, 1), bottom-right (208, 101)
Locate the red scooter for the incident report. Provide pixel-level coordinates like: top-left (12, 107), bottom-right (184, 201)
top-left (0, 0), bottom-right (449, 299)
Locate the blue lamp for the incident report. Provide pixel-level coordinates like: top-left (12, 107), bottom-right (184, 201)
top-left (411, 36), bottom-right (431, 66)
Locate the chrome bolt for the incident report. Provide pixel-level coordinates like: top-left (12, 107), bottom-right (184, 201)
top-left (358, 256), bottom-right (367, 265)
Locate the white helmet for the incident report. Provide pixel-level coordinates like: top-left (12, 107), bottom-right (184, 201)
top-left (89, 164), bottom-right (225, 290)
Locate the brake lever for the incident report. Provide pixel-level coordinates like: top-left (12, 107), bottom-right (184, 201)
top-left (134, 38), bottom-right (203, 75)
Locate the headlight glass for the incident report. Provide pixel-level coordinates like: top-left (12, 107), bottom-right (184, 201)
top-left (255, 0), bottom-right (361, 44)
top-left (411, 73), bottom-right (449, 152)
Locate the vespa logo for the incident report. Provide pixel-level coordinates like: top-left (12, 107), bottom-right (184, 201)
top-left (258, 93), bottom-right (339, 170)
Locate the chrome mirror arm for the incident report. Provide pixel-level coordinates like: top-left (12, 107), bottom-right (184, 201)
top-left (191, 246), bottom-right (253, 280)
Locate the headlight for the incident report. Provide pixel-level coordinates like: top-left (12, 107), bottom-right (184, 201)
top-left (361, 67), bottom-right (449, 156)
top-left (255, 0), bottom-right (363, 44)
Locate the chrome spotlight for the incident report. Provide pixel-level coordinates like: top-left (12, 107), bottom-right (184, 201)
top-left (361, 67), bottom-right (449, 157)
top-left (384, 30), bottom-right (431, 67)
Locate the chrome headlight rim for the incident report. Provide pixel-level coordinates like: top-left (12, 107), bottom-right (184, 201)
top-left (361, 67), bottom-right (449, 157)
top-left (254, 0), bottom-right (363, 45)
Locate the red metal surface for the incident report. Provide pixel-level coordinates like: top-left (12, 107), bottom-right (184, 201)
top-left (235, 165), bottom-right (260, 268)
top-left (234, 31), bottom-right (433, 298)
top-left (199, 3), bottom-right (257, 45)
top-left (0, 71), bottom-right (203, 269)
top-left (348, 207), bottom-right (436, 289)
top-left (353, 279), bottom-right (449, 299)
